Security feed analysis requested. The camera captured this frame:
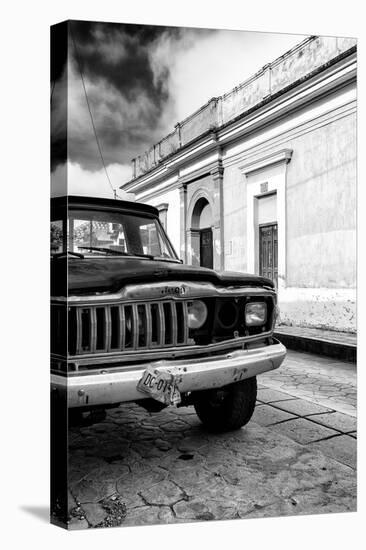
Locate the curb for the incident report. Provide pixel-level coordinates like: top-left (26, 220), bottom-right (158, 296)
top-left (273, 331), bottom-right (356, 364)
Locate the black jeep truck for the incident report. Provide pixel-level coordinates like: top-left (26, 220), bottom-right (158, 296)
top-left (50, 194), bottom-right (286, 524)
top-left (51, 195), bottom-right (286, 431)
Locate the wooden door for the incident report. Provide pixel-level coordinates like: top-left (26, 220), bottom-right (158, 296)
top-left (259, 223), bottom-right (278, 286)
top-left (200, 228), bottom-right (213, 269)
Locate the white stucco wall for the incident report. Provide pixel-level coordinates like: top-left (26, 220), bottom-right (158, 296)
top-left (143, 188), bottom-right (181, 257)
top-left (221, 102), bottom-right (356, 332)
top-left (127, 53), bottom-right (357, 333)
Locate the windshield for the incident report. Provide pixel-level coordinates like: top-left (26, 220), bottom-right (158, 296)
top-left (50, 208), bottom-right (178, 261)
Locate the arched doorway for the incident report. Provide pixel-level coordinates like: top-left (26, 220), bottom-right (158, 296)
top-left (191, 198), bottom-right (213, 268)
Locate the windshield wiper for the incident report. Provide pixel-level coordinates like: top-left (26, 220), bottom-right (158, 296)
top-left (77, 246), bottom-right (126, 255)
top-left (152, 256), bottom-right (182, 263)
top-left (77, 246), bottom-right (154, 259)
top-left (52, 251), bottom-right (85, 259)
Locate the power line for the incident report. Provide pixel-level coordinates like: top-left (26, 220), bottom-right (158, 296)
top-left (69, 23), bottom-right (117, 199)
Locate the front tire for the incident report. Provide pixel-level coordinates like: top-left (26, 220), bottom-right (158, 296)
top-left (192, 376), bottom-right (257, 432)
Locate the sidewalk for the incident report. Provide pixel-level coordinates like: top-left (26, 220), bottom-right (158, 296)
top-left (261, 349), bottom-right (356, 416)
top-left (274, 325), bottom-right (357, 363)
top-left (257, 349), bottom-right (357, 469)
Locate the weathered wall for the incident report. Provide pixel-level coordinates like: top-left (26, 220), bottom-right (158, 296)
top-left (131, 36), bottom-right (356, 178)
top-left (221, 104), bottom-right (356, 331)
top-left (280, 111), bottom-right (357, 331)
top-left (278, 287), bottom-right (356, 332)
top-left (286, 112), bottom-right (356, 288)
top-left (147, 188), bottom-right (181, 256)
top-left (131, 42), bottom-right (357, 333)
top-left (222, 164), bottom-right (247, 273)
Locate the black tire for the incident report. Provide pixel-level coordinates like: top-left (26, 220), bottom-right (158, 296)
top-left (192, 376), bottom-right (257, 432)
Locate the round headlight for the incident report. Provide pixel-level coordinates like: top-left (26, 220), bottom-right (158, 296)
top-left (187, 300), bottom-right (208, 329)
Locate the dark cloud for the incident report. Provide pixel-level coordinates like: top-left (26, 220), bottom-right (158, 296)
top-left (51, 21), bottom-right (68, 171)
top-left (69, 21), bottom-right (178, 105)
top-left (51, 20), bottom-right (214, 173)
top-left (51, 20), bottom-right (304, 181)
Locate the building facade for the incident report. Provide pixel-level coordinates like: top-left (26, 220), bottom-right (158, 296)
top-left (121, 36), bottom-right (357, 333)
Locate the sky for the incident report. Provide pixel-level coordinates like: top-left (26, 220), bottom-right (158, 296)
top-left (51, 21), bottom-right (308, 199)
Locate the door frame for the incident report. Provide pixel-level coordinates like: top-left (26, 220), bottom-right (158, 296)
top-left (199, 226), bottom-right (213, 269)
top-left (241, 148), bottom-right (292, 291)
top-left (259, 222), bottom-right (278, 287)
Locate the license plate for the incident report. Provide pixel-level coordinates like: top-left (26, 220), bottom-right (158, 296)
top-left (137, 366), bottom-right (181, 406)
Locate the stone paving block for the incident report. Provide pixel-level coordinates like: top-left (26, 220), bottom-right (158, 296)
top-left (257, 388), bottom-right (298, 403)
top-left (308, 435), bottom-right (357, 469)
top-left (177, 435), bottom-right (209, 452)
top-left (173, 498), bottom-right (214, 521)
top-left (260, 351), bottom-right (356, 414)
top-left (205, 499), bottom-right (238, 520)
top-left (140, 480), bottom-right (184, 505)
top-left (154, 438), bottom-right (172, 451)
top-left (71, 478), bottom-right (117, 505)
top-left (116, 468), bottom-right (166, 496)
top-left (251, 404), bottom-right (296, 426)
top-left (306, 412), bottom-right (357, 433)
top-left (272, 399), bottom-right (333, 416)
top-left (86, 462), bottom-right (129, 482)
top-left (122, 505), bottom-right (175, 526)
top-left (271, 418), bottom-right (338, 445)
top-left (82, 502), bottom-right (108, 526)
top-left (242, 489), bottom-right (355, 519)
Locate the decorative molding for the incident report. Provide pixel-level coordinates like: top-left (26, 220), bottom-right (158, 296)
top-left (129, 38), bottom-right (356, 180)
top-left (210, 163), bottom-right (224, 179)
top-left (179, 157), bottom-right (222, 186)
top-left (239, 149), bottom-right (293, 176)
top-left (122, 52), bottom-right (355, 196)
top-left (156, 202), bottom-right (168, 212)
top-left (222, 98), bottom-right (356, 170)
top-left (187, 188), bottom-right (214, 228)
top-left (123, 49), bottom-right (356, 193)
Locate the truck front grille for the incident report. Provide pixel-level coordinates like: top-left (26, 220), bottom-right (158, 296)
top-left (68, 301), bottom-right (190, 355)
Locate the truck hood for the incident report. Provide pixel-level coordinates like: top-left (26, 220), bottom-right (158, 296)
top-left (52, 257), bottom-right (274, 296)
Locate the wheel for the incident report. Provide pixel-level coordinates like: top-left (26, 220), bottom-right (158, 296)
top-left (192, 376), bottom-right (257, 432)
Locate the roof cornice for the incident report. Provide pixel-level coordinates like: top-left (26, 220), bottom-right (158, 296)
top-left (121, 49), bottom-right (356, 194)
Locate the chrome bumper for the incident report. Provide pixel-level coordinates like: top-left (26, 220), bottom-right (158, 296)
top-left (51, 340), bottom-right (286, 408)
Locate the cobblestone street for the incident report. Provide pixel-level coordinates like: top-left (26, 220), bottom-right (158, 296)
top-left (67, 350), bottom-right (357, 529)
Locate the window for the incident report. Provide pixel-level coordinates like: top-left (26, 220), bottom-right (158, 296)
top-left (50, 207), bottom-right (178, 261)
top-left (50, 220), bottom-right (63, 255)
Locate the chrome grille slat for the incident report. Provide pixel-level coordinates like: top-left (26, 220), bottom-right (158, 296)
top-left (90, 307), bottom-right (97, 353)
top-left (105, 306), bottom-right (112, 352)
top-left (182, 301), bottom-right (189, 343)
top-left (118, 306), bottom-right (125, 350)
top-left (171, 302), bottom-right (178, 346)
top-left (76, 308), bottom-right (82, 354)
top-left (145, 304), bottom-right (152, 348)
top-left (69, 299), bottom-right (190, 355)
top-left (132, 304), bottom-right (139, 349)
top-left (158, 302), bottom-right (166, 347)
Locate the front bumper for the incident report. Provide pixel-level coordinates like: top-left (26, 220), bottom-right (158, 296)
top-left (51, 339), bottom-right (286, 408)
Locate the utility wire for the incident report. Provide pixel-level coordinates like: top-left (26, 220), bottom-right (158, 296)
top-left (70, 23), bottom-right (117, 199)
